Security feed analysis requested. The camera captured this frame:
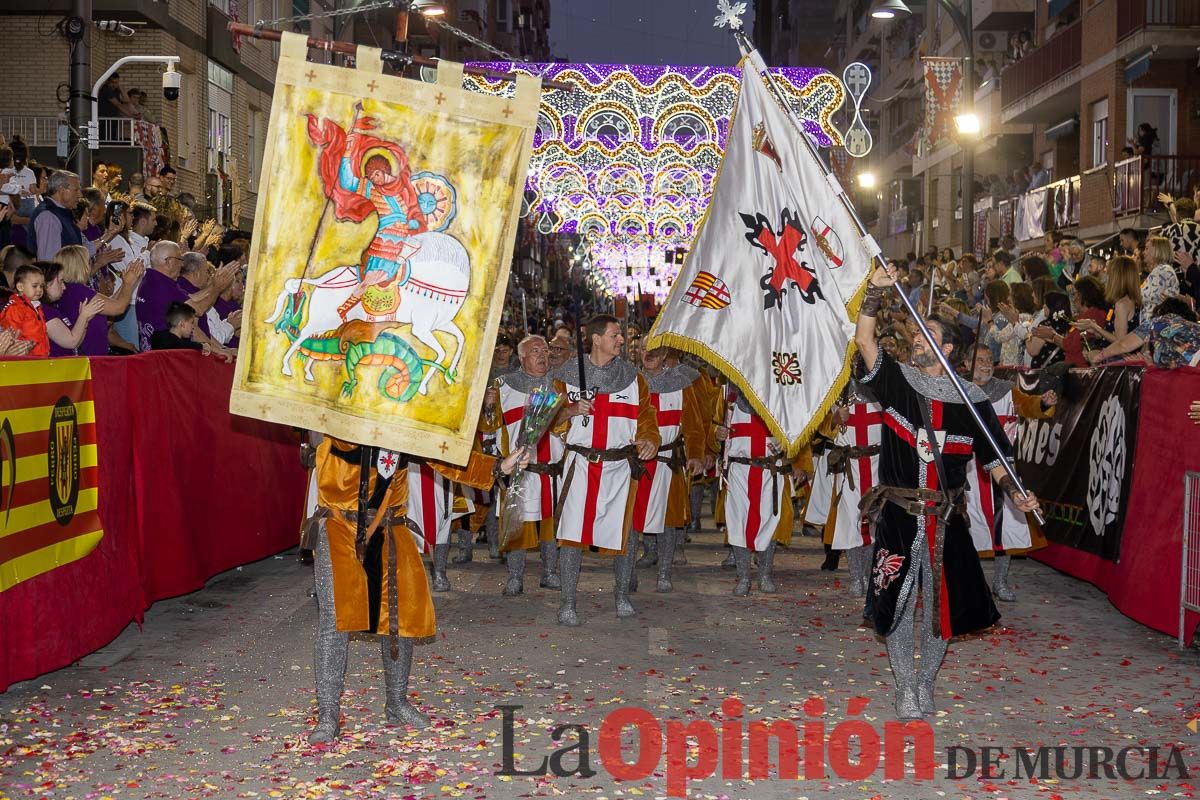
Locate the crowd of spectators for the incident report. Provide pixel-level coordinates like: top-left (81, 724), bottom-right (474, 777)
top-left (877, 222), bottom-right (1200, 385)
top-left (0, 135), bottom-right (244, 360)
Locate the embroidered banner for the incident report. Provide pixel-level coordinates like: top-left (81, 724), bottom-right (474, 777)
top-left (1002, 366), bottom-right (1141, 562)
top-left (647, 52), bottom-right (872, 454)
top-left (922, 57), bottom-right (963, 149)
top-left (230, 32), bottom-right (541, 464)
top-left (0, 358), bottom-right (103, 592)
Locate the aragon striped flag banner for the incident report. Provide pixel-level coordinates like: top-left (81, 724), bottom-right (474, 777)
top-left (0, 359), bottom-right (103, 592)
top-left (647, 51), bottom-right (874, 454)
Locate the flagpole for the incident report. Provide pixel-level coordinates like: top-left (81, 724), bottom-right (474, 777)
top-left (733, 30), bottom-right (1042, 525)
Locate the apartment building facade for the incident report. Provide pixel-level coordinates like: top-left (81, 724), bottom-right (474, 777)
top-left (770, 0), bottom-right (1200, 259)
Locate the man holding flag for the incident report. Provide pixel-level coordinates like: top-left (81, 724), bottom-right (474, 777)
top-left (855, 265), bottom-right (1040, 719)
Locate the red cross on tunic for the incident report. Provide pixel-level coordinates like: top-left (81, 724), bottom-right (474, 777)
top-left (731, 413), bottom-right (772, 541)
top-left (845, 403), bottom-right (881, 491)
top-left (379, 451), bottom-right (398, 471)
top-left (579, 392), bottom-right (640, 546)
top-left (977, 411), bottom-right (1015, 551)
top-left (418, 463), bottom-right (438, 553)
top-left (882, 400), bottom-right (975, 638)
top-left (632, 393), bottom-right (683, 529)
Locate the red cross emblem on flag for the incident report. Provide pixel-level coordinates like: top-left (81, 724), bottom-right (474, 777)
top-left (682, 271), bottom-right (732, 310)
top-left (741, 208), bottom-right (825, 309)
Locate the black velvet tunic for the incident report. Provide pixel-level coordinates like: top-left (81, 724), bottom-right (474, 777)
top-left (861, 352), bottom-right (1009, 639)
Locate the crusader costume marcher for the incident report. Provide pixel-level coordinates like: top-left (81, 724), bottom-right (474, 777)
top-left (492, 335), bottom-right (564, 596)
top-left (716, 389), bottom-right (798, 596)
top-left (306, 437), bottom-right (526, 744)
top-left (630, 348), bottom-right (707, 593)
top-left (965, 350), bottom-right (1053, 602)
top-left (855, 265), bottom-right (1040, 720)
top-left (550, 315), bottom-right (659, 626)
top-left (407, 460), bottom-right (473, 592)
top-left (822, 385), bottom-right (882, 597)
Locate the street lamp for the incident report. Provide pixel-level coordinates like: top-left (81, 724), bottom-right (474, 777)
top-left (870, 0), bottom-right (913, 19)
top-left (872, 0), bottom-right (977, 256)
top-left (955, 112), bottom-right (981, 135)
top-left (857, 171), bottom-right (878, 189)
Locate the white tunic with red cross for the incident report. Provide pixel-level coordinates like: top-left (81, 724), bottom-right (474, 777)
top-left (499, 381), bottom-right (565, 523)
top-left (829, 401), bottom-right (883, 550)
top-left (405, 461), bottom-right (470, 553)
top-left (966, 392), bottom-right (1032, 552)
top-left (630, 388), bottom-right (684, 535)
top-left (723, 401), bottom-right (789, 552)
top-left (557, 376), bottom-right (643, 550)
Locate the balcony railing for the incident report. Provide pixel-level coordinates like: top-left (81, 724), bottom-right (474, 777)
top-left (989, 176), bottom-right (1082, 242)
top-left (1113, 155), bottom-right (1200, 217)
top-left (1118, 0), bottom-right (1200, 42)
top-left (0, 116), bottom-right (61, 148)
top-left (1000, 20), bottom-right (1081, 110)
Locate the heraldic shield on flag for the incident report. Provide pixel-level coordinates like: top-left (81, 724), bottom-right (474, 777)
top-left (647, 53), bottom-right (873, 455)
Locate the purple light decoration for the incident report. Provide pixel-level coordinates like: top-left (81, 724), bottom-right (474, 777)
top-left (464, 62), bottom-right (846, 297)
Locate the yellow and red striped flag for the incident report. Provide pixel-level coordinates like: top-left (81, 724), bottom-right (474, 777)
top-left (0, 358), bottom-right (103, 592)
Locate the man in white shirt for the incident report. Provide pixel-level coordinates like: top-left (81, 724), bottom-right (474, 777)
top-left (110, 201), bottom-right (157, 351)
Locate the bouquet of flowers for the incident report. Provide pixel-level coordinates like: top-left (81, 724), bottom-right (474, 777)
top-left (498, 385), bottom-right (565, 549)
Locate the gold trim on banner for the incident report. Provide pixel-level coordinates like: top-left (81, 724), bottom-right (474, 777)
top-left (230, 30), bottom-right (541, 465)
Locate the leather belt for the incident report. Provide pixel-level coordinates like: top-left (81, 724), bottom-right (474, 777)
top-left (826, 443), bottom-right (881, 490)
top-left (726, 454), bottom-right (792, 516)
top-left (566, 442), bottom-right (648, 480)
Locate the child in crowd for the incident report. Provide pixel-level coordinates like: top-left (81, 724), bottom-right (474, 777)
top-left (149, 301), bottom-right (203, 352)
top-left (0, 264), bottom-right (49, 356)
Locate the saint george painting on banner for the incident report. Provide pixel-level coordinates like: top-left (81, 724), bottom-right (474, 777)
top-left (231, 33), bottom-right (540, 463)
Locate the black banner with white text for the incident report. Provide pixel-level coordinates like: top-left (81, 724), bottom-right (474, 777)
top-left (1001, 367), bottom-right (1141, 562)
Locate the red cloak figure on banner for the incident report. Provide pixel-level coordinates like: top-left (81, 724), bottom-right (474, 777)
top-left (306, 110), bottom-right (429, 319)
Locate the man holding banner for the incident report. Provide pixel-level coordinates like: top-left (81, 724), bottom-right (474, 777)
top-left (855, 265), bottom-right (1040, 720)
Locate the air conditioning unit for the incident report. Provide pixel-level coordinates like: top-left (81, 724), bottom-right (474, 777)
top-left (973, 30), bottom-right (1005, 52)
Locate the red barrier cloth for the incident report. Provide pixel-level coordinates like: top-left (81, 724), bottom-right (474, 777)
top-left (0, 352), bottom-right (305, 692)
top-left (1033, 366), bottom-right (1200, 645)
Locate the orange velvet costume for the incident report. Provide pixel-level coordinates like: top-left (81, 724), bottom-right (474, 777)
top-left (315, 437), bottom-right (497, 640)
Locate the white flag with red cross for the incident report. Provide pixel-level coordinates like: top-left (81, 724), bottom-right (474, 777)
top-left (647, 51), bottom-right (875, 454)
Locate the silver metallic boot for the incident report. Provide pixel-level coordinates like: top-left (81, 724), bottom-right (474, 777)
top-left (847, 545), bottom-right (870, 597)
top-left (503, 549), bottom-right (525, 596)
top-left (485, 506), bottom-right (500, 559)
top-left (757, 540), bottom-right (778, 593)
top-left (557, 546), bottom-right (582, 626)
top-left (614, 532), bottom-right (637, 617)
top-left (310, 528), bottom-right (347, 744)
top-left (992, 554), bottom-right (1017, 602)
top-left (539, 539), bottom-right (560, 589)
top-left (636, 533), bottom-right (658, 567)
top-left (628, 531), bottom-right (641, 594)
top-left (732, 546), bottom-right (752, 596)
top-left (886, 585), bottom-right (921, 721)
top-left (656, 528), bottom-right (676, 593)
top-left (917, 562), bottom-right (949, 716)
top-left (382, 637), bottom-right (430, 728)
top-left (450, 529), bottom-right (473, 563)
top-left (721, 546), bottom-right (735, 569)
top-left (673, 535), bottom-right (687, 564)
top-left (431, 543), bottom-right (451, 591)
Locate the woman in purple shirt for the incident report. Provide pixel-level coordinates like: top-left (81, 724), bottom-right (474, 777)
top-left (43, 244), bottom-right (143, 356)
